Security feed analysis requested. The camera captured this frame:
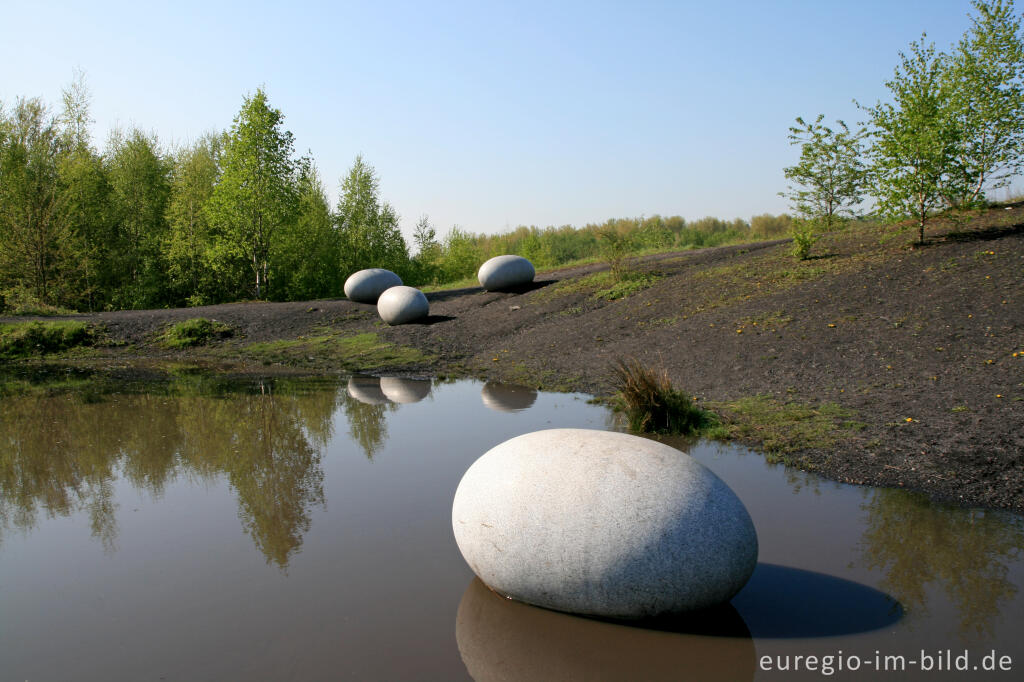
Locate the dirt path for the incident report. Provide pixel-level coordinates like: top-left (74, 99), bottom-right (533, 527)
top-left (4, 214), bottom-right (1022, 513)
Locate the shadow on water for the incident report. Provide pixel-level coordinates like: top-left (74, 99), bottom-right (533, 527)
top-left (730, 563), bottom-right (903, 638)
top-left (455, 578), bottom-right (757, 682)
top-left (454, 563), bottom-right (902, 680)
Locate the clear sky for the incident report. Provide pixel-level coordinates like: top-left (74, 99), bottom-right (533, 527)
top-left (2, 0), bottom-right (1014, 242)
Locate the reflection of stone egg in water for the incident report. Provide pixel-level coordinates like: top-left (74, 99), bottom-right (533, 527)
top-left (456, 577), bottom-right (756, 682)
top-left (343, 268), bottom-right (402, 303)
top-left (480, 382), bottom-right (537, 412)
top-left (477, 255), bottom-right (535, 291)
top-left (347, 376), bottom-right (388, 405)
top-left (452, 429), bottom-right (758, 618)
top-left (379, 377), bottom-right (431, 404)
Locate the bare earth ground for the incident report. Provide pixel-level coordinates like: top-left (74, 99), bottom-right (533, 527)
top-left (4, 207), bottom-right (1023, 513)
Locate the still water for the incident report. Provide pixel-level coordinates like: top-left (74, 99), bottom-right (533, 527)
top-left (0, 373), bottom-right (1021, 681)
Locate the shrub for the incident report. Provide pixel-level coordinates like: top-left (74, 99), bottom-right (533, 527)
top-left (611, 358), bottom-right (713, 434)
top-left (791, 219), bottom-right (819, 260)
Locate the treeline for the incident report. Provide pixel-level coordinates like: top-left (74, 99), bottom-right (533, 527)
top-left (411, 213), bottom-right (792, 285)
top-left (0, 76), bottom-right (790, 313)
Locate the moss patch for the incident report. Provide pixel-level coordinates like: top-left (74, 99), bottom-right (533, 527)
top-left (0, 321), bottom-right (97, 358)
top-left (706, 395), bottom-right (866, 465)
top-left (160, 318), bottom-right (234, 348)
top-left (243, 331), bottom-right (432, 370)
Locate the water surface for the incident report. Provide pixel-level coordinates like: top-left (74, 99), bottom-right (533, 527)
top-left (0, 374), bottom-right (1021, 680)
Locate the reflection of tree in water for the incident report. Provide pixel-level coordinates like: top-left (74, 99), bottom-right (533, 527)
top-left (857, 488), bottom-right (1024, 638)
top-left (0, 378), bottom-right (343, 569)
top-left (341, 392), bottom-right (394, 460)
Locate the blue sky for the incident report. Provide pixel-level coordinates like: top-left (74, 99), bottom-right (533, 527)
top-left (2, 0), bottom-right (1012, 241)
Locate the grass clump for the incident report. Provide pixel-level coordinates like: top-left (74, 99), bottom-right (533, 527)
top-left (161, 318), bottom-right (234, 348)
top-left (0, 321), bottom-right (96, 357)
top-left (611, 358), bottom-right (714, 434)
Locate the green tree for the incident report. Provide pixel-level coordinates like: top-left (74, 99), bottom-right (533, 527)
top-left (782, 115), bottom-right (866, 240)
top-left (274, 157), bottom-right (341, 300)
top-left (438, 226), bottom-right (482, 282)
top-left (165, 134), bottom-right (222, 305)
top-left (943, 0), bottom-right (1024, 207)
top-left (410, 214), bottom-right (441, 284)
top-left (207, 89), bottom-right (298, 300)
top-left (0, 97), bottom-right (80, 307)
top-left (106, 128), bottom-right (171, 308)
top-left (865, 37), bottom-right (957, 244)
top-left (54, 72), bottom-right (114, 311)
top-left (335, 155), bottom-right (409, 276)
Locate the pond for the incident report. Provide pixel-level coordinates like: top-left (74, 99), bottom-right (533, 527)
top-left (0, 372), bottom-right (1021, 680)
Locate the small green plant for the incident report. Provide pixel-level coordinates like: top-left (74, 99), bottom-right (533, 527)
top-left (161, 318), bottom-right (234, 348)
top-left (0, 321), bottom-right (95, 357)
top-left (611, 357), bottom-right (713, 434)
top-left (790, 219), bottom-right (819, 260)
top-left (596, 226), bottom-right (636, 279)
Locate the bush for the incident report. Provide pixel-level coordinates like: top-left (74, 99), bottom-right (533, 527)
top-left (161, 318), bottom-right (233, 348)
top-left (791, 219), bottom-right (819, 260)
top-left (611, 358), bottom-right (714, 434)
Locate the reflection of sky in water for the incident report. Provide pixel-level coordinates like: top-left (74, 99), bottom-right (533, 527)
top-left (0, 375), bottom-right (1022, 681)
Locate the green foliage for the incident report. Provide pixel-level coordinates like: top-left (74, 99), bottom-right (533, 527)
top-left (943, 0), bottom-right (1024, 207)
top-left (782, 114), bottom-right (866, 239)
top-left (206, 88), bottom-right (298, 300)
top-left (160, 318), bottom-right (233, 348)
top-left (0, 97), bottom-right (81, 307)
top-left (105, 127), bottom-right (171, 308)
top-left (611, 358), bottom-right (714, 434)
top-left (336, 155), bottom-right (409, 278)
top-left (596, 225), bottom-right (636, 279)
top-left (165, 134), bottom-right (223, 306)
top-left (866, 37), bottom-right (956, 244)
top-left (863, 1), bottom-right (1024, 242)
top-left (438, 226), bottom-right (483, 283)
top-left (0, 320), bottom-right (95, 357)
top-left (274, 159), bottom-right (342, 301)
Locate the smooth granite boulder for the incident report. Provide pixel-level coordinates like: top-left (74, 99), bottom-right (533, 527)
top-left (377, 286), bottom-right (429, 325)
top-left (477, 255), bottom-right (535, 291)
top-left (344, 268), bottom-right (402, 303)
top-left (452, 429), bottom-right (758, 619)
top-left (480, 382), bottom-right (538, 412)
top-left (347, 375), bottom-right (388, 405)
top-left (380, 377), bottom-right (431, 403)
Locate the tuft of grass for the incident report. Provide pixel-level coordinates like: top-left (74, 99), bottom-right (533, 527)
top-left (160, 318), bottom-right (234, 348)
top-left (0, 321), bottom-right (96, 358)
top-left (611, 358), bottom-right (714, 434)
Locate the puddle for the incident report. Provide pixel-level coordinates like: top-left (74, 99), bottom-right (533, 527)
top-left (0, 375), bottom-right (1021, 680)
